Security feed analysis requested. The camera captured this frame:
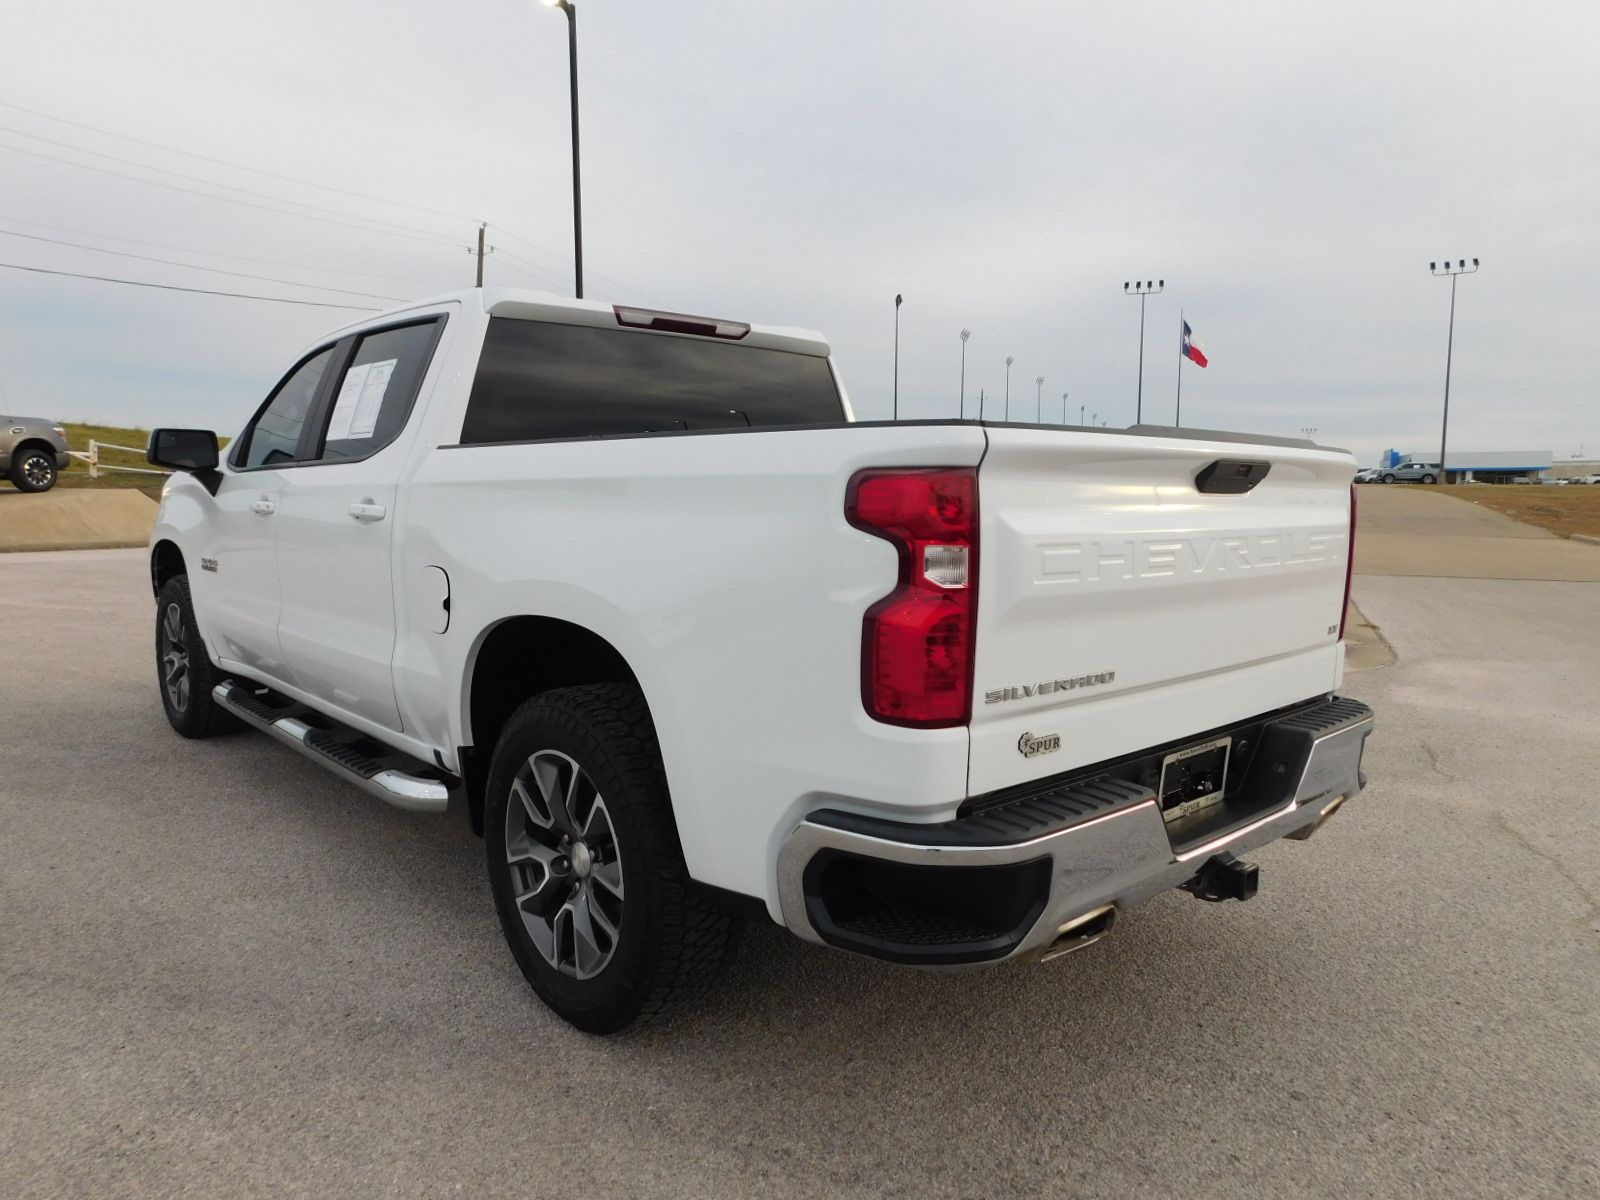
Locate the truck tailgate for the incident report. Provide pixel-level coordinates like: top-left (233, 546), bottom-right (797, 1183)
top-left (969, 427), bottom-right (1354, 796)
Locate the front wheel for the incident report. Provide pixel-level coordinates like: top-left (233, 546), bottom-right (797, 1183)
top-left (155, 576), bottom-right (240, 738)
top-left (9, 448), bottom-right (57, 492)
top-left (1381, 473), bottom-right (1397, 483)
top-left (485, 683), bottom-right (739, 1034)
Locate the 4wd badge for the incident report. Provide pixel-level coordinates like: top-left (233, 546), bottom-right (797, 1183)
top-left (1017, 731), bottom-right (1061, 759)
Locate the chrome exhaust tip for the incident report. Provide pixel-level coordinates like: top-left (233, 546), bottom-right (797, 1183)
top-left (1285, 792), bottom-right (1346, 841)
top-left (1037, 904), bottom-right (1116, 962)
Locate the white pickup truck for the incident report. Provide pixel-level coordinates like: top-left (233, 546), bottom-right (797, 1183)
top-left (147, 288), bottom-right (1373, 1033)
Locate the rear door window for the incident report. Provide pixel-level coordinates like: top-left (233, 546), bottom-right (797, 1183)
top-left (316, 318), bottom-right (445, 462)
top-left (460, 319), bottom-right (843, 444)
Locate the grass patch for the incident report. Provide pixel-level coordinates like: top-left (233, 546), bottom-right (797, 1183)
top-left (1445, 483), bottom-right (1600, 539)
top-left (55, 422), bottom-right (228, 501)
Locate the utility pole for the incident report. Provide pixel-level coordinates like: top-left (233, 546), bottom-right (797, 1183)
top-left (1124, 279), bottom-right (1164, 423)
top-left (540, 0), bottom-right (584, 298)
top-left (1431, 258), bottom-right (1480, 483)
top-left (475, 223), bottom-right (486, 287)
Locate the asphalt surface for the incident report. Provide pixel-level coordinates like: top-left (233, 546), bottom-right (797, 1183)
top-left (3, 519), bottom-right (1597, 1197)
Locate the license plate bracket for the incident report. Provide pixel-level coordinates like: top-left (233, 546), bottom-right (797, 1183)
top-left (1160, 736), bottom-right (1232, 821)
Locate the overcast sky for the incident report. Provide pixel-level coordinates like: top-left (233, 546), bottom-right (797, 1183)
top-left (2, 0), bottom-right (1596, 465)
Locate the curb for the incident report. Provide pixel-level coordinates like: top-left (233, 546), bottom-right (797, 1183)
top-left (1573, 534), bottom-right (1600, 547)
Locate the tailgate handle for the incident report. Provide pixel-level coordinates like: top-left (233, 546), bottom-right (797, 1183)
top-left (1195, 459), bottom-right (1270, 494)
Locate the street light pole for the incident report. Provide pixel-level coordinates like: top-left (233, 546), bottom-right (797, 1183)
top-left (1430, 257), bottom-right (1479, 483)
top-left (1035, 376), bottom-right (1044, 423)
top-left (541, 0), bottom-right (583, 298)
top-left (893, 294), bottom-right (902, 420)
top-left (1078, 400), bottom-right (1085, 426)
top-left (1062, 392), bottom-right (1069, 425)
top-left (1005, 356), bottom-right (1013, 421)
top-left (1124, 279), bottom-right (1164, 423)
top-left (959, 329), bottom-right (971, 418)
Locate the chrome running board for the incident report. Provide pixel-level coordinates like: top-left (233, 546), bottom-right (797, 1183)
top-left (214, 681), bottom-right (450, 814)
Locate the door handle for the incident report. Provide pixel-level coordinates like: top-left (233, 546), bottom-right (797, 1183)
top-left (347, 500), bottom-right (387, 522)
top-left (250, 497), bottom-right (276, 516)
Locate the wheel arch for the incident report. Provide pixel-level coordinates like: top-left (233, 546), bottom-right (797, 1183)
top-left (151, 539), bottom-right (186, 598)
top-left (459, 615), bottom-right (650, 836)
top-left (10, 436), bottom-right (58, 461)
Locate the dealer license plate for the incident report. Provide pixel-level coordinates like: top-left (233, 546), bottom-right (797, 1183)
top-left (1159, 737), bottom-right (1232, 821)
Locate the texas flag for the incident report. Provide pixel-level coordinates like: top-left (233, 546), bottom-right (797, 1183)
top-left (1182, 321), bottom-right (1209, 368)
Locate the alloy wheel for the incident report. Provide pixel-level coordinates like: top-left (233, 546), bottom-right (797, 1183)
top-left (504, 749), bottom-right (625, 980)
top-left (160, 602), bottom-right (191, 712)
top-left (21, 454), bottom-right (54, 489)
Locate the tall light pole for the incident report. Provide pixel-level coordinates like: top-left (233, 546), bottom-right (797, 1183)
top-left (1124, 279), bottom-right (1164, 423)
top-left (893, 294), bottom-right (902, 420)
top-left (959, 329), bottom-right (971, 418)
top-left (1078, 399), bottom-right (1085, 426)
top-left (1035, 376), bottom-right (1044, 423)
top-left (1004, 356), bottom-right (1013, 420)
top-left (541, 0), bottom-right (583, 298)
top-left (1301, 427), bottom-right (1318, 441)
top-left (1062, 392), bottom-right (1069, 425)
top-left (1431, 258), bottom-right (1479, 483)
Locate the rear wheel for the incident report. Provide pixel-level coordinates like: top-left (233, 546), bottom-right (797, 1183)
top-left (485, 683), bottom-right (739, 1034)
top-left (155, 576), bottom-right (240, 738)
top-left (9, 448), bottom-right (57, 492)
top-left (1421, 473), bottom-right (1437, 484)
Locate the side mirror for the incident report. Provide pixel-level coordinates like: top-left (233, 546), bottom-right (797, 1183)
top-left (147, 428), bottom-right (220, 472)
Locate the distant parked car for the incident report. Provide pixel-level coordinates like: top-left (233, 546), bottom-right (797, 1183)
top-left (1354, 468), bottom-right (1383, 483)
top-left (1379, 462), bottom-right (1440, 484)
top-left (1573, 474), bottom-right (1600, 485)
top-left (1, 415), bottom-right (71, 492)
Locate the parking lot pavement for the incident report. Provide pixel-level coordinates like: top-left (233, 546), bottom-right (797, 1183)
top-left (2, 548), bottom-right (1596, 1199)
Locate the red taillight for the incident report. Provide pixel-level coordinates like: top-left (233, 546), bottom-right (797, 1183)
top-left (1339, 483), bottom-right (1357, 640)
top-left (846, 468), bottom-right (978, 728)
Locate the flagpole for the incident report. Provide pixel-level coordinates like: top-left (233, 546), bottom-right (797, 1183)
top-left (1175, 308), bottom-right (1184, 427)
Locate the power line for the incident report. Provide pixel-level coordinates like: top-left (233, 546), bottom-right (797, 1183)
top-left (0, 212), bottom-right (450, 289)
top-left (0, 141), bottom-right (469, 249)
top-left (489, 222), bottom-right (653, 301)
top-left (0, 261), bottom-right (381, 309)
top-left (0, 121), bottom-right (466, 242)
top-left (0, 99), bottom-right (479, 226)
top-left (491, 246), bottom-right (574, 290)
top-left (0, 228), bottom-right (405, 302)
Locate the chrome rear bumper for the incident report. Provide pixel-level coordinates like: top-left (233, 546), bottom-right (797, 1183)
top-left (777, 696), bottom-right (1373, 966)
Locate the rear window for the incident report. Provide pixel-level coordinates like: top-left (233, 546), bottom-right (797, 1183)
top-left (459, 318), bottom-right (843, 444)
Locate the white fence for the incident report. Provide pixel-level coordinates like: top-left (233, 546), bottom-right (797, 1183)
top-left (68, 440), bottom-right (171, 480)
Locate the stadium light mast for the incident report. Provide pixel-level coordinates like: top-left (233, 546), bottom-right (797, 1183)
top-left (1124, 279), bottom-right (1164, 423)
top-left (1430, 258), bottom-right (1479, 483)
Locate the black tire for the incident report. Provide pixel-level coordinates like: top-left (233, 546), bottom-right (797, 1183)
top-left (1421, 474), bottom-right (1437, 484)
top-left (9, 448), bottom-right (57, 493)
top-left (155, 575), bottom-right (240, 738)
top-left (1381, 473), bottom-right (1397, 484)
top-left (485, 683), bottom-right (739, 1034)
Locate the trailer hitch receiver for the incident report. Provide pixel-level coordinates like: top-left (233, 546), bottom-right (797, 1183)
top-left (1181, 853), bottom-right (1259, 903)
